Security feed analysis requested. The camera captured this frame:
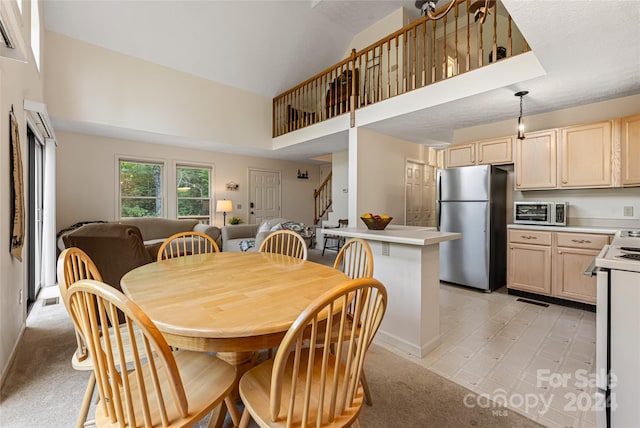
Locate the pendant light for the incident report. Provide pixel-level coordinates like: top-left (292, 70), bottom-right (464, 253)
top-left (514, 90), bottom-right (529, 140)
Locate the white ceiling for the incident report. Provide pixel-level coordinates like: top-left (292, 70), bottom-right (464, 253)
top-left (44, 0), bottom-right (640, 162)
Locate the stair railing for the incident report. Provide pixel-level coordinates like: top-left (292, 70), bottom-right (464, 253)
top-left (313, 171), bottom-right (332, 225)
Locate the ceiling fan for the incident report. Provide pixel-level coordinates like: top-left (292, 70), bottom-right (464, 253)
top-left (415, 0), bottom-right (495, 23)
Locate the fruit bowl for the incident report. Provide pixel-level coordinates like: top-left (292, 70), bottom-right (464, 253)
top-left (360, 216), bottom-right (393, 230)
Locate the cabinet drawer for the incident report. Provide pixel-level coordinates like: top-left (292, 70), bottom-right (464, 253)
top-left (556, 232), bottom-right (611, 250)
top-left (509, 229), bottom-right (552, 246)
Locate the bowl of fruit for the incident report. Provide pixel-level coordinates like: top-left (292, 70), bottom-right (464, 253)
top-left (360, 213), bottom-right (393, 230)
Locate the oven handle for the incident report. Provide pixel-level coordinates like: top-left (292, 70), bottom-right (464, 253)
top-left (584, 245), bottom-right (609, 277)
top-left (583, 258), bottom-right (600, 277)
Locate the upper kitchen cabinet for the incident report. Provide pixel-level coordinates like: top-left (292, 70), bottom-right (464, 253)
top-left (477, 136), bottom-right (514, 165)
top-left (515, 129), bottom-right (557, 190)
top-left (446, 143), bottom-right (475, 168)
top-left (559, 121), bottom-right (613, 188)
top-left (621, 113), bottom-right (640, 186)
top-left (446, 136), bottom-right (513, 168)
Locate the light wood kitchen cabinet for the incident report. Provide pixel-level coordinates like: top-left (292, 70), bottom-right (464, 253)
top-left (620, 113), bottom-right (640, 186)
top-left (509, 228), bottom-right (613, 305)
top-left (553, 232), bottom-right (610, 304)
top-left (508, 230), bottom-right (553, 295)
top-left (477, 136), bottom-right (513, 165)
top-left (446, 136), bottom-right (513, 168)
top-left (559, 121), bottom-right (613, 188)
top-left (514, 129), bottom-right (557, 190)
top-left (446, 143), bottom-right (475, 167)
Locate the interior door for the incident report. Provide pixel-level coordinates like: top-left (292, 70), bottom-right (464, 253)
top-left (249, 169), bottom-right (281, 225)
top-left (405, 161), bottom-right (428, 226)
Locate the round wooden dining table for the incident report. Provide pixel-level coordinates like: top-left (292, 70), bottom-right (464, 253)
top-left (120, 252), bottom-right (349, 366)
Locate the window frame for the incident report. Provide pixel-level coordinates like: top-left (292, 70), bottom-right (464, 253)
top-left (116, 156), bottom-right (167, 219)
top-left (175, 162), bottom-right (213, 224)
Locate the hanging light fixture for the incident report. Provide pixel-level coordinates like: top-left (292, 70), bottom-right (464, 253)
top-left (514, 91), bottom-right (529, 140)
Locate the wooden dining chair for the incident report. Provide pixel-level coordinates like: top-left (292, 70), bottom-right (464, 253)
top-left (258, 229), bottom-right (308, 260)
top-left (157, 231), bottom-right (220, 261)
top-left (238, 278), bottom-right (387, 428)
top-left (322, 219), bottom-right (348, 256)
top-left (333, 238), bottom-right (375, 406)
top-left (334, 238), bottom-right (374, 280)
top-left (64, 279), bottom-right (239, 428)
top-left (57, 247), bottom-right (104, 428)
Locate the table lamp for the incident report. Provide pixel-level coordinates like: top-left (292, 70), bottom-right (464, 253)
top-left (216, 199), bottom-right (233, 226)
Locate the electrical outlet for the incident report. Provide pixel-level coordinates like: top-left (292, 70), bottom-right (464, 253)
top-left (623, 206), bottom-right (634, 217)
top-left (18, 289), bottom-right (22, 305)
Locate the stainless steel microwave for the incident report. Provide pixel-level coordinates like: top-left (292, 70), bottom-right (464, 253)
top-left (514, 201), bottom-right (568, 226)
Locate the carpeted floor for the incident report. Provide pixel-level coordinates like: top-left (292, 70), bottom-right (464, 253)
top-left (0, 253), bottom-right (542, 428)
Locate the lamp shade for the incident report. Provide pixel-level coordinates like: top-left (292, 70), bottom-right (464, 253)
top-left (216, 199), bottom-right (232, 213)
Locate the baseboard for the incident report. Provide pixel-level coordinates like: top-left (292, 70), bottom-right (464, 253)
top-left (374, 329), bottom-right (441, 358)
top-left (0, 323), bottom-right (26, 389)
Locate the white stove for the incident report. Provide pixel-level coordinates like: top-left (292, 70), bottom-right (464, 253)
top-left (592, 229), bottom-right (640, 428)
top-left (595, 229), bottom-right (640, 273)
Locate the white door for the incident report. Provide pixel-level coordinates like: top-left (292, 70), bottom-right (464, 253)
top-left (28, 127), bottom-right (44, 311)
top-left (249, 169), bottom-right (281, 224)
top-left (405, 161), bottom-right (428, 226)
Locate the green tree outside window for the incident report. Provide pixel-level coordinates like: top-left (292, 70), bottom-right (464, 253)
top-left (177, 165), bottom-right (211, 223)
top-left (120, 160), bottom-right (163, 217)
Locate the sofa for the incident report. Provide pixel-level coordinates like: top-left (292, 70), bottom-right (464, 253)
top-left (61, 223), bottom-right (153, 293)
top-left (116, 218), bottom-right (221, 259)
top-left (59, 218), bottom-right (222, 289)
top-left (221, 218), bottom-right (314, 252)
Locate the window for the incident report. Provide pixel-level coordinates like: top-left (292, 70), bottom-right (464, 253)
top-left (119, 160), bottom-right (163, 218)
top-left (30, 0), bottom-right (40, 69)
top-left (176, 165), bottom-right (211, 224)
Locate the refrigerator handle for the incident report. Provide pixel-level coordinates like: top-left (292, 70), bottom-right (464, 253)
top-left (436, 172), bottom-right (441, 231)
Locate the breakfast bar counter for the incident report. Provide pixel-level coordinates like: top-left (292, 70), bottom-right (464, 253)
top-left (321, 225), bottom-right (461, 357)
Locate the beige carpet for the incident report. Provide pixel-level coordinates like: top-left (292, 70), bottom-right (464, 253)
top-left (1, 279), bottom-right (541, 428)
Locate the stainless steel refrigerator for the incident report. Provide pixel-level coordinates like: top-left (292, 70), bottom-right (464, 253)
top-left (436, 165), bottom-right (507, 291)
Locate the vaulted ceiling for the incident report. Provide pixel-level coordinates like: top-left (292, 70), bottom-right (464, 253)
top-left (44, 0), bottom-right (640, 160)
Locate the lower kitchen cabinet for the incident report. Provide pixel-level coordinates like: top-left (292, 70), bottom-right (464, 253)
top-left (508, 229), bottom-right (553, 295)
top-left (508, 229), bottom-right (612, 305)
top-left (509, 242), bottom-right (552, 295)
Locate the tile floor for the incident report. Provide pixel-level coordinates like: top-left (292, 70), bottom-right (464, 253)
top-left (376, 283), bottom-right (598, 428)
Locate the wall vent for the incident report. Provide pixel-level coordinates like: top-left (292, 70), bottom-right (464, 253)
top-left (42, 297), bottom-right (60, 307)
top-left (0, 14), bottom-right (15, 48)
top-left (516, 298), bottom-right (549, 308)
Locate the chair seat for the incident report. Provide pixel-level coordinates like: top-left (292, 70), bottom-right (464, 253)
top-left (239, 348), bottom-right (363, 428)
top-left (96, 350), bottom-right (236, 428)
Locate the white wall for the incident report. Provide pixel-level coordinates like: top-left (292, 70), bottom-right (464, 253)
top-left (354, 128), bottom-right (429, 222)
top-left (44, 32), bottom-right (273, 151)
top-left (56, 132), bottom-right (321, 231)
top-left (0, 0), bottom-right (46, 384)
top-left (327, 150), bottom-right (349, 224)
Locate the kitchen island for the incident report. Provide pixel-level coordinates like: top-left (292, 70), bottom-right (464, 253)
top-left (320, 225), bottom-right (461, 357)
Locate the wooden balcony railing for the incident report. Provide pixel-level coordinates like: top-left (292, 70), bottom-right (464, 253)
top-left (273, 0), bottom-right (529, 137)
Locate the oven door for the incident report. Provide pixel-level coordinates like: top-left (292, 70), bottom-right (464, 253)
top-left (595, 268), bottom-right (608, 391)
top-left (585, 248), bottom-right (609, 392)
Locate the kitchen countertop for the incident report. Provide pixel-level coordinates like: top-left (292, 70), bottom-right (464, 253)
top-left (320, 225), bottom-right (461, 246)
top-left (508, 224), bottom-right (619, 234)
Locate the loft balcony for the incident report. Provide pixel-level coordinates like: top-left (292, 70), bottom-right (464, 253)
top-left (272, 0), bottom-right (530, 139)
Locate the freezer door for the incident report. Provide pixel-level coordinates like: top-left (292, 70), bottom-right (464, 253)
top-left (439, 201), bottom-right (490, 289)
top-left (437, 165), bottom-right (490, 202)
